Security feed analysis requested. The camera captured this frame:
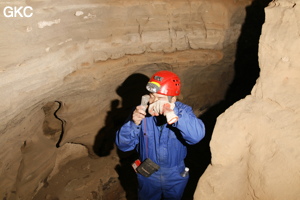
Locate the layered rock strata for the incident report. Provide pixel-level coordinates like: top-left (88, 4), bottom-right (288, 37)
top-left (0, 0), bottom-right (249, 199)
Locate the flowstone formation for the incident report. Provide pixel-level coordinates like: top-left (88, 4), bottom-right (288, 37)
top-left (195, 0), bottom-right (300, 199)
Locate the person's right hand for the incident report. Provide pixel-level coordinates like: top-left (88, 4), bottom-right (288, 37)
top-left (132, 105), bottom-right (147, 125)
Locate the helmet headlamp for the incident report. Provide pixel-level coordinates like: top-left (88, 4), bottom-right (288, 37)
top-left (146, 81), bottom-right (160, 93)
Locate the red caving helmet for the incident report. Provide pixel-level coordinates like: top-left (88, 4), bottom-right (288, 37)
top-left (146, 70), bottom-right (181, 96)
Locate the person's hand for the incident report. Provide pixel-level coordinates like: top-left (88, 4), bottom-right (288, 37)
top-left (162, 103), bottom-right (174, 114)
top-left (148, 100), bottom-right (168, 116)
top-left (148, 100), bottom-right (175, 116)
top-left (148, 100), bottom-right (178, 124)
top-left (132, 105), bottom-right (147, 125)
top-left (163, 103), bottom-right (178, 124)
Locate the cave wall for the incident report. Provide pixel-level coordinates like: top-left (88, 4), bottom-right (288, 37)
top-left (195, 0), bottom-right (300, 199)
top-left (0, 0), bottom-right (251, 199)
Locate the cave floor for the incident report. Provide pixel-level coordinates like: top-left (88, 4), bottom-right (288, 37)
top-left (32, 152), bottom-right (129, 200)
top-left (32, 144), bottom-right (209, 200)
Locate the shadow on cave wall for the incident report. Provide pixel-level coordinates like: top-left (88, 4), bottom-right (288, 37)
top-left (182, 0), bottom-right (272, 199)
top-left (93, 73), bottom-right (149, 157)
top-left (93, 73), bottom-right (149, 199)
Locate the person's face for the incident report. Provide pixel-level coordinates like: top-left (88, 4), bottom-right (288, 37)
top-left (149, 93), bottom-right (176, 104)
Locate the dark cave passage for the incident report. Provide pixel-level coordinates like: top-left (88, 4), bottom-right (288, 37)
top-left (182, 0), bottom-right (271, 199)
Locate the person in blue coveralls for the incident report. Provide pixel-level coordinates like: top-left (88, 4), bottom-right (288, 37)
top-left (115, 70), bottom-right (205, 200)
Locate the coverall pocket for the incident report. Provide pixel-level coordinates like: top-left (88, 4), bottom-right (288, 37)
top-left (177, 164), bottom-right (189, 179)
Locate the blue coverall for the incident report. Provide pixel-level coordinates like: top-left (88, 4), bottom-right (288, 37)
top-left (116, 101), bottom-right (205, 200)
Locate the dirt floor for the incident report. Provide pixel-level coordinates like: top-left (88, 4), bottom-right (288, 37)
top-left (32, 149), bottom-right (131, 200)
top-left (31, 140), bottom-right (212, 200)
